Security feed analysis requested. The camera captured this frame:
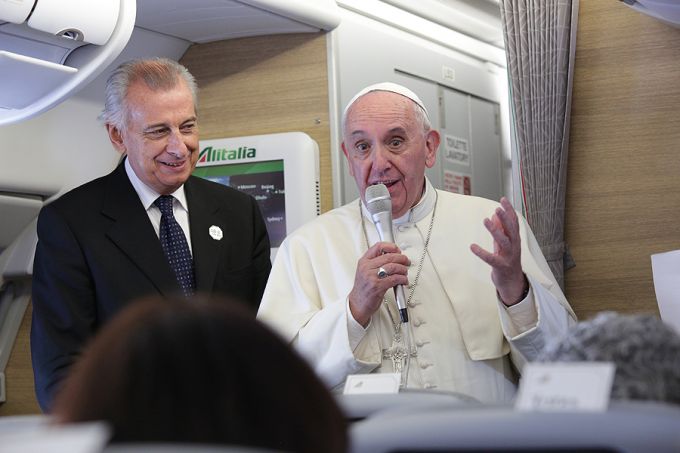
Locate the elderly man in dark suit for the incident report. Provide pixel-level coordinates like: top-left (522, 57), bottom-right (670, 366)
top-left (31, 57), bottom-right (271, 411)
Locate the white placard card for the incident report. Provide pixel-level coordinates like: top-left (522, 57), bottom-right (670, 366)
top-left (0, 421), bottom-right (110, 453)
top-left (343, 373), bottom-right (401, 395)
top-left (515, 362), bottom-right (615, 412)
top-left (651, 250), bottom-right (680, 334)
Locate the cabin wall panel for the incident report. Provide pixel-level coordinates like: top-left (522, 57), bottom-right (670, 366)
top-left (180, 32), bottom-right (333, 212)
top-left (0, 304), bottom-right (40, 415)
top-left (565, 2), bottom-right (680, 319)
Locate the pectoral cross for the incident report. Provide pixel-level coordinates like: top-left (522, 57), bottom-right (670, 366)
top-left (382, 342), bottom-right (410, 373)
top-left (382, 324), bottom-right (417, 375)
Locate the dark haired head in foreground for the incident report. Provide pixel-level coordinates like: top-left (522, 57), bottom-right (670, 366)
top-left (52, 296), bottom-right (348, 452)
top-left (537, 311), bottom-right (680, 404)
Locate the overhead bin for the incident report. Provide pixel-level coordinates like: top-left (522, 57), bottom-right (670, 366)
top-left (135, 0), bottom-right (341, 43)
top-left (0, 0), bottom-right (342, 126)
top-left (0, 0), bottom-right (136, 126)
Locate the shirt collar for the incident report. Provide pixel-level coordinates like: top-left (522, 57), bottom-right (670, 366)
top-left (124, 157), bottom-right (189, 211)
top-left (361, 177), bottom-right (435, 225)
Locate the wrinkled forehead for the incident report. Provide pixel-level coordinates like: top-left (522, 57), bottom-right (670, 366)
top-left (345, 91), bottom-right (410, 124)
top-left (343, 91), bottom-right (421, 138)
top-left (342, 82), bottom-right (430, 122)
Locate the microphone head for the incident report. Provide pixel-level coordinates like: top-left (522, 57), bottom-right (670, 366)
top-left (365, 184), bottom-right (392, 215)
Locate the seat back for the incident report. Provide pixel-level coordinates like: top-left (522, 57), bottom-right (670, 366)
top-left (350, 400), bottom-right (680, 453)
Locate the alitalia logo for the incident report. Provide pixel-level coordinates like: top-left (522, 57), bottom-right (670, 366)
top-left (198, 145), bottom-right (256, 163)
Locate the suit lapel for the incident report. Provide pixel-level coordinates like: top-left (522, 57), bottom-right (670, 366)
top-left (185, 177), bottom-right (223, 292)
top-left (101, 163), bottom-right (180, 296)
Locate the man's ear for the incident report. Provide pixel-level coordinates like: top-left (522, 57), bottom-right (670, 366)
top-left (341, 142), bottom-right (354, 176)
top-left (106, 124), bottom-right (126, 154)
top-left (424, 129), bottom-right (440, 168)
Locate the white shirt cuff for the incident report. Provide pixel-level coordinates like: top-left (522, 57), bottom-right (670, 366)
top-left (346, 299), bottom-right (369, 351)
top-left (498, 286), bottom-right (538, 338)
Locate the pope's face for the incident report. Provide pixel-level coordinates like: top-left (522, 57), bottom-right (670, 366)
top-left (107, 78), bottom-right (199, 195)
top-left (342, 91), bottom-right (439, 218)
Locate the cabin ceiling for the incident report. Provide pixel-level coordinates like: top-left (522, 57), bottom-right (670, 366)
top-left (0, 0), bottom-right (504, 125)
top-left (383, 0), bottom-right (504, 48)
top-left (135, 0), bottom-right (321, 43)
top-left (135, 0), bottom-right (504, 47)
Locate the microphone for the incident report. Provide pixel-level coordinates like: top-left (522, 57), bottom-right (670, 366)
top-left (365, 184), bottom-right (409, 323)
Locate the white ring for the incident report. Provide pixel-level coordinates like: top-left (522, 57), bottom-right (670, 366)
top-left (377, 267), bottom-right (388, 279)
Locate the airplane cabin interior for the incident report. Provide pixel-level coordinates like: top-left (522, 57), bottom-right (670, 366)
top-left (1, 0), bottom-right (680, 451)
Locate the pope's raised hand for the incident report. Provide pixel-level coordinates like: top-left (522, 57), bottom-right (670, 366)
top-left (348, 242), bottom-right (410, 327)
top-left (470, 197), bottom-right (528, 306)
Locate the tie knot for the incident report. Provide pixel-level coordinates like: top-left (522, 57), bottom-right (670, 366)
top-left (154, 195), bottom-right (175, 216)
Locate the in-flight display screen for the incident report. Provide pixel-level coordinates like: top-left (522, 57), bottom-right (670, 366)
top-left (193, 159), bottom-right (286, 248)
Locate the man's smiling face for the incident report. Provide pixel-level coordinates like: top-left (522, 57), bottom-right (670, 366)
top-left (110, 77), bottom-right (199, 195)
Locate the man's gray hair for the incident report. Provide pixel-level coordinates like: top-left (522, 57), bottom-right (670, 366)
top-left (98, 57), bottom-right (198, 130)
top-left (537, 312), bottom-right (680, 404)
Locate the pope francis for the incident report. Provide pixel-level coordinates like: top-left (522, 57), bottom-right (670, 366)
top-left (257, 82), bottom-right (576, 404)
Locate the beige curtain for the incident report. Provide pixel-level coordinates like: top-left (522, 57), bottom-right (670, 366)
top-left (500, 0), bottom-right (579, 289)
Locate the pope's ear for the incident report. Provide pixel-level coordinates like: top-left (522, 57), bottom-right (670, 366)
top-left (341, 142), bottom-right (354, 176)
top-left (425, 129), bottom-right (440, 168)
top-left (106, 124), bottom-right (126, 154)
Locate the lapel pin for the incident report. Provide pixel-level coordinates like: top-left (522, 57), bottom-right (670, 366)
top-left (209, 225), bottom-right (223, 241)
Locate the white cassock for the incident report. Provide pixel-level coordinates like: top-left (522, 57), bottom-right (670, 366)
top-left (257, 179), bottom-right (576, 404)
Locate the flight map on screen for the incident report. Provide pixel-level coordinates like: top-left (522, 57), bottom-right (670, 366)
top-left (193, 160), bottom-right (286, 248)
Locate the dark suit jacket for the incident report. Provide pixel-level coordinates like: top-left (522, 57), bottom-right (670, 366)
top-left (31, 162), bottom-right (271, 411)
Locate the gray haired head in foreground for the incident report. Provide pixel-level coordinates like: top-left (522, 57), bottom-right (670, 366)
top-left (537, 311), bottom-right (680, 404)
